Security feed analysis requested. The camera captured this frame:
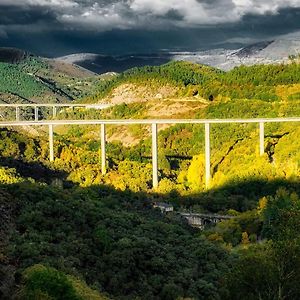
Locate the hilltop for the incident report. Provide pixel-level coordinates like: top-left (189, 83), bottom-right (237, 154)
top-left (0, 48), bottom-right (102, 104)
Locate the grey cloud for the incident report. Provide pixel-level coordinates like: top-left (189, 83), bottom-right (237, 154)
top-left (0, 5), bottom-right (58, 26)
top-left (1, 0), bottom-right (300, 57)
top-left (1, 0), bottom-right (300, 31)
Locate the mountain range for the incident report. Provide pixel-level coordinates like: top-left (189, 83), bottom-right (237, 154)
top-left (57, 39), bottom-right (300, 74)
top-left (1, 38), bottom-right (300, 106)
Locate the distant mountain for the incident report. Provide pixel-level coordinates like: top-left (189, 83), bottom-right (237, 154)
top-left (56, 53), bottom-right (172, 74)
top-left (171, 39), bottom-right (300, 70)
top-left (234, 41), bottom-right (274, 57)
top-left (57, 39), bottom-right (300, 74)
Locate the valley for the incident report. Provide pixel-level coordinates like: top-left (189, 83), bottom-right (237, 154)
top-left (1, 46), bottom-right (300, 299)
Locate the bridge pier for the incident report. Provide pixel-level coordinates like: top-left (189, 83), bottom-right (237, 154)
top-left (152, 123), bottom-right (158, 189)
top-left (49, 124), bottom-right (54, 162)
top-left (34, 106), bottom-right (39, 122)
top-left (15, 106), bottom-right (20, 122)
top-left (100, 124), bottom-right (107, 175)
top-left (259, 122), bottom-right (264, 156)
top-left (53, 106), bottom-right (57, 118)
top-left (205, 122), bottom-right (211, 189)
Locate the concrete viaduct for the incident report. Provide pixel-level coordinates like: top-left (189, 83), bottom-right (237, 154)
top-left (180, 213), bottom-right (234, 229)
top-left (0, 103), bottom-right (299, 189)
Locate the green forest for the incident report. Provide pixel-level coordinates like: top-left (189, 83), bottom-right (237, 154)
top-left (1, 59), bottom-right (300, 299)
top-left (0, 57), bottom-right (101, 104)
top-left (84, 60), bottom-right (300, 103)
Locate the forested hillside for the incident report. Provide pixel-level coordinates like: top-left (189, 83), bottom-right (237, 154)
top-left (1, 60), bottom-right (300, 299)
top-left (0, 53), bottom-right (102, 104)
top-left (84, 60), bottom-right (300, 103)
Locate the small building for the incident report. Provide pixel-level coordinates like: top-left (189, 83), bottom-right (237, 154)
top-left (153, 202), bottom-right (174, 213)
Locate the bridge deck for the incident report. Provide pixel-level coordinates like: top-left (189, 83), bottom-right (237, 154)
top-left (0, 117), bottom-right (299, 126)
top-left (0, 103), bottom-right (111, 108)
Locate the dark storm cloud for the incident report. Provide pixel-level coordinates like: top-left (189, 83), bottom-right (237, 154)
top-left (2, 0), bottom-right (300, 30)
top-left (0, 5), bottom-right (57, 26)
top-left (1, 0), bottom-right (300, 56)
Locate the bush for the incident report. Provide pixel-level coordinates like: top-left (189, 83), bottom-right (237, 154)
top-left (20, 265), bottom-right (81, 300)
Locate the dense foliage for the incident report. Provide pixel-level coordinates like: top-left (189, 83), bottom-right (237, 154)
top-left (0, 57), bottom-right (100, 104)
top-left (220, 189), bottom-right (300, 299)
top-left (0, 61), bottom-right (47, 99)
top-left (84, 61), bottom-right (300, 102)
top-left (0, 177), bottom-right (231, 299)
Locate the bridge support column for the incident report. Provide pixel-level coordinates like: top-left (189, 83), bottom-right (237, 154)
top-left (152, 123), bottom-right (158, 189)
top-left (205, 123), bottom-right (211, 189)
top-left (49, 124), bottom-right (54, 162)
top-left (34, 106), bottom-right (39, 122)
top-left (100, 124), bottom-right (107, 175)
top-left (15, 106), bottom-right (20, 121)
top-left (53, 106), bottom-right (57, 118)
top-left (259, 122), bottom-right (264, 156)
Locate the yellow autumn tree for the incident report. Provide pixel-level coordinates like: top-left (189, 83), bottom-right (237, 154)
top-left (187, 154), bottom-right (205, 191)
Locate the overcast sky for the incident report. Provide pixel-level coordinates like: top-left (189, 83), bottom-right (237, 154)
top-left (1, 0), bottom-right (300, 56)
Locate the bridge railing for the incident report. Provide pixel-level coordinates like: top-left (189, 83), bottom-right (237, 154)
top-left (0, 117), bottom-right (300, 189)
top-left (0, 103), bottom-right (112, 122)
